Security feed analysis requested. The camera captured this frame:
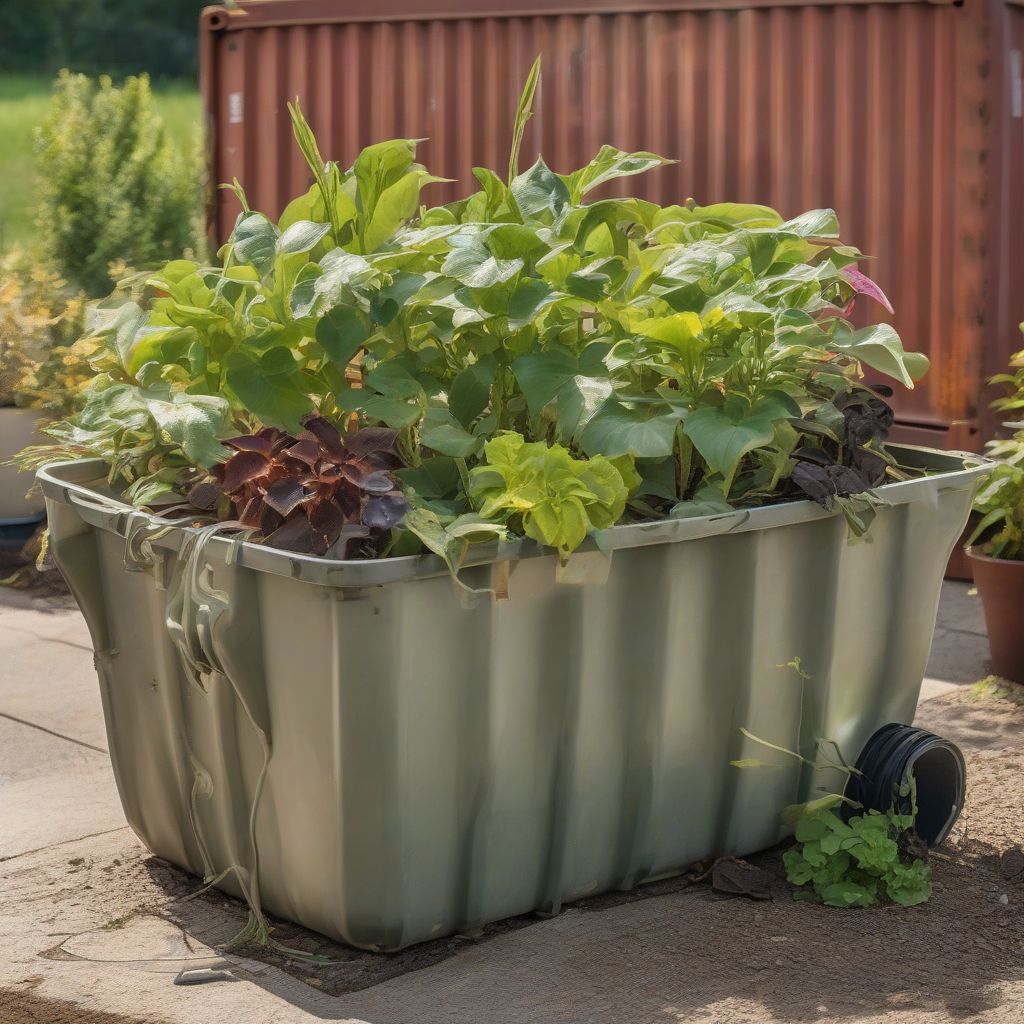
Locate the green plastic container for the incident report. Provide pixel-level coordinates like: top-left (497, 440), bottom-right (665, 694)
top-left (38, 445), bottom-right (985, 951)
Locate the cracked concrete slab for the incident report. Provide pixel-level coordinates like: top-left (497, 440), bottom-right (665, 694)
top-left (0, 714), bottom-right (126, 859)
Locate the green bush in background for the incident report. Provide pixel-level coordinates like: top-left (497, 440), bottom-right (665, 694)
top-left (34, 71), bottom-right (200, 296)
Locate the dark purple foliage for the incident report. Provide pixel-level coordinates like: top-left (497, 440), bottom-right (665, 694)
top-left (188, 414), bottom-right (408, 555)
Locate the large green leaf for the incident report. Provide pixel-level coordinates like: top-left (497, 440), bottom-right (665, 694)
top-left (779, 208), bottom-right (840, 238)
top-left (350, 138), bottom-right (449, 252)
top-left (277, 183), bottom-right (325, 231)
top-left (829, 323), bottom-right (929, 388)
top-left (512, 346), bottom-right (612, 440)
top-left (510, 157), bottom-right (569, 221)
top-left (276, 219), bottom-right (331, 255)
top-left (442, 231), bottom-right (523, 289)
top-left (224, 352), bottom-right (312, 433)
top-left (354, 394), bottom-right (423, 429)
top-left (231, 213), bottom-right (278, 277)
top-left (315, 306), bottom-right (370, 367)
top-left (562, 146), bottom-right (674, 204)
top-left (580, 399), bottom-right (682, 458)
top-left (420, 405), bottom-right (483, 457)
top-left (395, 456), bottom-right (461, 501)
top-left (682, 394), bottom-right (792, 489)
top-left (448, 356), bottom-right (496, 428)
top-left (363, 169), bottom-right (447, 252)
top-left (100, 301), bottom-right (148, 374)
top-left (141, 392), bottom-right (230, 468)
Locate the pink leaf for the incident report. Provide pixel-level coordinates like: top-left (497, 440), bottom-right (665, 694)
top-left (842, 268), bottom-right (894, 315)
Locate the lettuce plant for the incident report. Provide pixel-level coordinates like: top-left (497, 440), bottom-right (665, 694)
top-left (468, 433), bottom-right (629, 560)
top-left (28, 58), bottom-right (929, 562)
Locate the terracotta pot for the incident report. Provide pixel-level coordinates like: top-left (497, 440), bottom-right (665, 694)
top-left (0, 406), bottom-right (45, 522)
top-left (966, 546), bottom-right (1024, 683)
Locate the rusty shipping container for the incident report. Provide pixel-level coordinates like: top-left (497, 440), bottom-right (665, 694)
top-left (200, 0), bottom-right (1024, 448)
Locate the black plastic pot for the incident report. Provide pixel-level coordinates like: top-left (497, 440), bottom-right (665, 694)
top-left (844, 724), bottom-right (966, 846)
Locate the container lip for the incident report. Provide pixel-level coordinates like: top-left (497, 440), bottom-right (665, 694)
top-left (38, 444), bottom-right (990, 588)
top-left (964, 544), bottom-right (1024, 567)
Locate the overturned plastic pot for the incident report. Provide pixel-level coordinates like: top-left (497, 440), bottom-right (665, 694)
top-left (844, 724), bottom-right (966, 846)
top-left (39, 445), bottom-right (986, 951)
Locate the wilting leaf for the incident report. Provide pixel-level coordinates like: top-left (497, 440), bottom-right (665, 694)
top-left (187, 416), bottom-right (407, 555)
top-left (363, 491), bottom-right (409, 529)
top-left (187, 481), bottom-right (223, 511)
top-left (263, 477), bottom-right (307, 516)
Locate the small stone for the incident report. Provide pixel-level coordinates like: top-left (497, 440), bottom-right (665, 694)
top-left (999, 894), bottom-right (1009, 905)
top-left (1000, 847), bottom-right (1024, 880)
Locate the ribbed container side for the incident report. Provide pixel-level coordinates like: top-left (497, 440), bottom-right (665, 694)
top-left (42, 448), bottom-right (982, 949)
top-left (202, 0), bottom-right (1007, 440)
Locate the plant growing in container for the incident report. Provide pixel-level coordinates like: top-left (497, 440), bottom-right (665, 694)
top-left (25, 60), bottom-right (989, 951)
top-left (967, 330), bottom-right (1024, 681)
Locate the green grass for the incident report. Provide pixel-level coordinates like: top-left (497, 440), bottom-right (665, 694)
top-left (0, 73), bottom-right (200, 254)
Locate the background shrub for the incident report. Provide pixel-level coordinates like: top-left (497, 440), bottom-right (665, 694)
top-left (0, 248), bottom-right (87, 409)
top-left (34, 71), bottom-right (200, 296)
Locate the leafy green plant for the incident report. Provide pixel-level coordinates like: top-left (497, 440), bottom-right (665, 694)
top-left (969, 325), bottom-right (1024, 559)
top-left (968, 435), bottom-right (1024, 559)
top-left (784, 794), bottom-right (932, 908)
top-left (468, 433), bottom-right (629, 561)
top-left (27, 57), bottom-right (930, 563)
top-left (732, 659), bottom-right (932, 909)
top-left (35, 71), bottom-right (198, 296)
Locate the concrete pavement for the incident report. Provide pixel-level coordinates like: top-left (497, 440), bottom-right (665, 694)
top-left (0, 580), bottom-right (1015, 1024)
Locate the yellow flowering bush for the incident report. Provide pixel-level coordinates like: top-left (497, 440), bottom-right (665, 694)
top-left (0, 250), bottom-right (92, 413)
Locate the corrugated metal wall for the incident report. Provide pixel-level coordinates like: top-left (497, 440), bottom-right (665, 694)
top-left (201, 0), bottom-right (1022, 445)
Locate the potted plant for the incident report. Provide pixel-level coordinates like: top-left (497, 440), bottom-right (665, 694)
top-left (966, 335), bottom-right (1024, 681)
top-left (29, 63), bottom-right (987, 950)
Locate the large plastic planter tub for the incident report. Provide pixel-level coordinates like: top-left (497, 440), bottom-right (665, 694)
top-left (39, 445), bottom-right (985, 951)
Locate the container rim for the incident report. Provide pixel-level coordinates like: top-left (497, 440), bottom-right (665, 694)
top-left (964, 544), bottom-right (1024, 567)
top-left (38, 443), bottom-right (990, 588)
